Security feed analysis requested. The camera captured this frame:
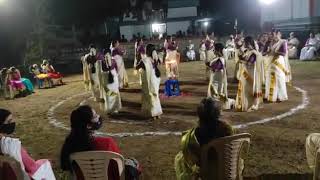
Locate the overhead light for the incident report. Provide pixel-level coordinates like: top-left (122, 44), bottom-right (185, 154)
top-left (203, 21), bottom-right (209, 27)
top-left (152, 23), bottom-right (166, 33)
top-left (0, 0), bottom-right (6, 5)
top-left (259, 0), bottom-right (276, 5)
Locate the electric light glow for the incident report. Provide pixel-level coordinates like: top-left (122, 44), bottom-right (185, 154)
top-left (152, 23), bottom-right (162, 33)
top-left (259, 0), bottom-right (276, 5)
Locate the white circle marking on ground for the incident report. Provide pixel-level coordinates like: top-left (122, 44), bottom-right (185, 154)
top-left (47, 86), bottom-right (309, 137)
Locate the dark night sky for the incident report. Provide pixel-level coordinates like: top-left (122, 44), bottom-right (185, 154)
top-left (0, 0), bottom-right (260, 67)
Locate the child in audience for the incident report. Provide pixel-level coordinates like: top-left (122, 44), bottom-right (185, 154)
top-left (174, 98), bottom-right (234, 180)
top-left (0, 108), bottom-right (56, 179)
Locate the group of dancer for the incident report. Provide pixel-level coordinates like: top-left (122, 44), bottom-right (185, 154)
top-left (0, 60), bottom-right (64, 100)
top-left (81, 38), bottom-right (179, 119)
top-left (202, 30), bottom-right (291, 112)
top-left (81, 29), bottom-right (293, 120)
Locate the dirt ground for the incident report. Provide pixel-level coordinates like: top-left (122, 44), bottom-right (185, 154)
top-left (0, 60), bottom-right (319, 180)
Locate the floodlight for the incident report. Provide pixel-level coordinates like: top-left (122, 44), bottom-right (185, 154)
top-left (259, 0), bottom-right (276, 5)
top-left (203, 21), bottom-right (209, 27)
top-left (152, 23), bottom-right (161, 33)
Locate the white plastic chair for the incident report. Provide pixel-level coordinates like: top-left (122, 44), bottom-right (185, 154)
top-left (70, 151), bottom-right (125, 180)
top-left (313, 149), bottom-right (320, 180)
top-left (200, 133), bottom-right (251, 180)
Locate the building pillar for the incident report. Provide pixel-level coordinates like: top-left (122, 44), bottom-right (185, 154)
top-left (310, 0), bottom-right (315, 16)
top-left (290, 0), bottom-right (294, 20)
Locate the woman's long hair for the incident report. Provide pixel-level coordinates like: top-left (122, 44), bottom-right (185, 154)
top-left (112, 40), bottom-right (119, 48)
top-left (196, 98), bottom-right (221, 145)
top-left (146, 44), bottom-right (161, 78)
top-left (0, 109), bottom-right (11, 125)
top-left (214, 43), bottom-right (224, 57)
top-left (60, 105), bottom-right (94, 171)
top-left (146, 44), bottom-right (155, 58)
top-left (244, 36), bottom-right (256, 50)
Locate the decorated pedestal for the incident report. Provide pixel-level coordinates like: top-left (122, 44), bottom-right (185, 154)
top-left (164, 79), bottom-right (181, 97)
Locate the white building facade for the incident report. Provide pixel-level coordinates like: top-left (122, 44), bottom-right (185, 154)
top-left (119, 0), bottom-right (199, 40)
top-left (261, 0), bottom-right (320, 32)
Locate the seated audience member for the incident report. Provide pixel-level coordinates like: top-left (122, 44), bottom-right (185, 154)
top-left (0, 68), bottom-right (12, 99)
top-left (186, 40), bottom-right (196, 61)
top-left (223, 35), bottom-right (236, 60)
top-left (300, 32), bottom-right (320, 60)
top-left (41, 60), bottom-right (64, 85)
top-left (29, 64), bottom-right (52, 88)
top-left (288, 32), bottom-right (300, 59)
top-left (60, 105), bottom-right (141, 180)
top-left (7, 67), bottom-right (28, 97)
top-left (9, 67), bottom-right (34, 94)
top-left (0, 109), bottom-right (56, 179)
top-left (175, 98), bottom-right (234, 180)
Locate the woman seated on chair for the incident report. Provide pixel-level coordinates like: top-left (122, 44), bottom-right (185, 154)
top-left (0, 109), bottom-right (55, 179)
top-left (174, 97), bottom-right (234, 180)
top-left (7, 67), bottom-right (27, 98)
top-left (9, 67), bottom-right (34, 95)
top-left (41, 60), bottom-right (64, 85)
top-left (0, 68), bottom-right (12, 99)
top-left (29, 64), bottom-right (52, 89)
top-left (60, 105), bottom-right (122, 180)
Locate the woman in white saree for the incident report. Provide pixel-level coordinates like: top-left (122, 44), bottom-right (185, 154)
top-left (223, 35), bottom-right (235, 61)
top-left (235, 36), bottom-right (264, 112)
top-left (234, 33), bottom-right (245, 82)
top-left (288, 32), bottom-right (300, 59)
top-left (82, 45), bottom-right (97, 92)
top-left (83, 46), bottom-right (104, 102)
top-left (199, 39), bottom-right (207, 61)
top-left (165, 37), bottom-right (179, 79)
top-left (101, 51), bottom-right (122, 114)
top-left (111, 41), bottom-right (129, 88)
top-left (205, 39), bottom-right (216, 81)
top-left (80, 55), bottom-right (91, 91)
top-left (206, 43), bottom-right (228, 101)
top-left (265, 31), bottom-right (289, 102)
top-left (136, 44), bottom-right (162, 119)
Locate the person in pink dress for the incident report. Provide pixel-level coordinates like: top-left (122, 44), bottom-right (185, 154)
top-left (0, 108), bottom-right (56, 180)
top-left (7, 67), bottom-right (26, 95)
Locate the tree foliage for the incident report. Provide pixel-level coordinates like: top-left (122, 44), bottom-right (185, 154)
top-left (24, 0), bottom-right (53, 66)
